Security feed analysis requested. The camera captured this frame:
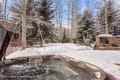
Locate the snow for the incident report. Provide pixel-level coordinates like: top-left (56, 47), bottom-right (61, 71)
top-left (6, 43), bottom-right (120, 80)
top-left (98, 34), bottom-right (113, 37)
top-left (117, 35), bottom-right (120, 37)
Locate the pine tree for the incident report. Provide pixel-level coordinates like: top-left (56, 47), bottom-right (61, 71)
top-left (10, 0), bottom-right (48, 46)
top-left (26, 0), bottom-right (38, 39)
top-left (35, 0), bottom-right (54, 41)
top-left (77, 10), bottom-right (95, 44)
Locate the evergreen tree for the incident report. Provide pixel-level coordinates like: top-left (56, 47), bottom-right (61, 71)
top-left (40, 0), bottom-right (54, 22)
top-left (35, 0), bottom-right (54, 41)
top-left (10, 0), bottom-right (35, 39)
top-left (10, 0), bottom-right (48, 45)
top-left (26, 0), bottom-right (38, 40)
top-left (77, 10), bottom-right (95, 44)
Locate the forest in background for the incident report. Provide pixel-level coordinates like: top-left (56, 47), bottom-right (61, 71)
top-left (0, 0), bottom-right (120, 48)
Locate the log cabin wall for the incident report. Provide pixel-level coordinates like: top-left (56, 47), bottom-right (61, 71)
top-left (95, 36), bottom-right (120, 50)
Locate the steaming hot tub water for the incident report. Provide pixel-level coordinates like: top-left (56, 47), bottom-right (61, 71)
top-left (0, 55), bottom-right (105, 80)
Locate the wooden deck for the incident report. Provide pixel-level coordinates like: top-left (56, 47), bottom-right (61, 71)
top-left (95, 47), bottom-right (120, 50)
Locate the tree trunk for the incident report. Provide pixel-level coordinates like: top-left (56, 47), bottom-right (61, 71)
top-left (105, 0), bottom-right (109, 34)
top-left (22, 0), bottom-right (26, 49)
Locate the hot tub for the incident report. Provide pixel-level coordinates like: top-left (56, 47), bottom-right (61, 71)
top-left (0, 55), bottom-right (110, 80)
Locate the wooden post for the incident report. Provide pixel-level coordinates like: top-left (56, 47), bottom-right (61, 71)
top-left (2, 0), bottom-right (7, 60)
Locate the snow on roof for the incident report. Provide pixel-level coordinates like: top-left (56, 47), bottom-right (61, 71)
top-left (98, 34), bottom-right (113, 37)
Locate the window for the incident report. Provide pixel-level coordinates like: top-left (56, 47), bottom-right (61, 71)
top-left (100, 37), bottom-right (109, 44)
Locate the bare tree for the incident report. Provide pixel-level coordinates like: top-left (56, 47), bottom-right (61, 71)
top-left (4, 0), bottom-right (7, 21)
top-left (54, 0), bottom-right (63, 42)
top-left (105, 0), bottom-right (109, 34)
top-left (71, 0), bottom-right (81, 42)
top-left (96, 0), bottom-right (119, 34)
top-left (21, 0), bottom-right (26, 49)
top-left (10, 0), bottom-right (50, 47)
top-left (67, 0), bottom-right (71, 39)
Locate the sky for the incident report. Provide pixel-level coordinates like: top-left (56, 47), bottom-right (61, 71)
top-left (0, 0), bottom-right (95, 13)
top-left (0, 0), bottom-right (95, 26)
top-left (61, 0), bottom-right (96, 27)
top-left (0, 0), bottom-right (120, 13)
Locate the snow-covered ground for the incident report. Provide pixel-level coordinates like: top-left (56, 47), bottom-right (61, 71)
top-left (6, 43), bottom-right (120, 80)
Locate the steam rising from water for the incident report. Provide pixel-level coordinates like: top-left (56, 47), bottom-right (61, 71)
top-left (0, 58), bottom-right (95, 80)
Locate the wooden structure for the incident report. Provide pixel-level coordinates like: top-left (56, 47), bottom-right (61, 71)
top-left (0, 23), bottom-right (13, 61)
top-left (95, 34), bottom-right (120, 50)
